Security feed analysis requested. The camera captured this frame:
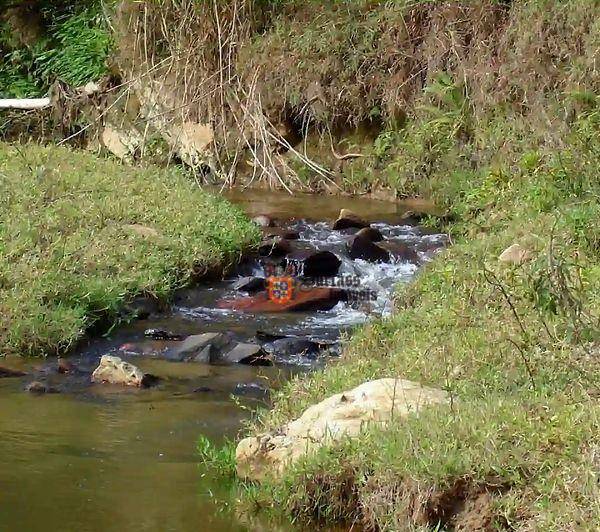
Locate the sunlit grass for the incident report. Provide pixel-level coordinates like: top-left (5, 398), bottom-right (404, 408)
top-left (0, 143), bottom-right (260, 356)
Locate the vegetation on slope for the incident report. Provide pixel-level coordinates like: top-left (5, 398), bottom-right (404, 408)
top-left (0, 0), bottom-right (112, 97)
top-left (241, 94), bottom-right (600, 530)
top-left (0, 143), bottom-right (259, 356)
top-left (230, 1), bottom-right (600, 529)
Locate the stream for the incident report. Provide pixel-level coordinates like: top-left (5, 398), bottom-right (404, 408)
top-left (0, 190), bottom-right (446, 532)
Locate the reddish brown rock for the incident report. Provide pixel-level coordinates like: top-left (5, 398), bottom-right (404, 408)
top-left (218, 287), bottom-right (346, 313)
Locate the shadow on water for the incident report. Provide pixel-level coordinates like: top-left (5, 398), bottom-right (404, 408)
top-left (0, 190), bottom-right (444, 531)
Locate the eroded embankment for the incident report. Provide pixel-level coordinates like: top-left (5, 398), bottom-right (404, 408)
top-left (4, 1), bottom-right (599, 199)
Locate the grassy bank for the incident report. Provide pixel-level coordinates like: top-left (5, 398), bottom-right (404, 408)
top-left (234, 1), bottom-right (600, 525)
top-left (0, 143), bottom-right (259, 356)
top-left (240, 103), bottom-right (600, 529)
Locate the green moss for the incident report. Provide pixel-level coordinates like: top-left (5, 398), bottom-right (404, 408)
top-left (0, 143), bottom-right (260, 356)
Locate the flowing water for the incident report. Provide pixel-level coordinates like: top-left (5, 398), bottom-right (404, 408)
top-left (0, 190), bottom-right (445, 532)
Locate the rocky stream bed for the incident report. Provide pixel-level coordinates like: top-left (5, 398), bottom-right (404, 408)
top-left (0, 191), bottom-right (446, 531)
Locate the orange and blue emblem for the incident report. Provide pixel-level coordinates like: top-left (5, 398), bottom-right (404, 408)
top-left (267, 276), bottom-right (294, 304)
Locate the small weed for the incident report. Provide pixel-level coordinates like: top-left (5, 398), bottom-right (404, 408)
top-left (197, 435), bottom-right (237, 477)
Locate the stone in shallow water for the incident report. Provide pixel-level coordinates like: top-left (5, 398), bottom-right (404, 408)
top-left (144, 329), bottom-right (185, 341)
top-left (258, 237), bottom-right (292, 258)
top-left (347, 235), bottom-right (390, 263)
top-left (378, 240), bottom-right (420, 264)
top-left (232, 276), bottom-right (267, 294)
top-left (262, 227), bottom-right (300, 240)
top-left (264, 338), bottom-right (321, 361)
top-left (285, 249), bottom-right (341, 278)
top-left (356, 226), bottom-right (384, 242)
top-left (0, 367), bottom-right (27, 378)
top-left (222, 343), bottom-right (272, 366)
top-left (166, 332), bottom-right (233, 362)
top-left (57, 357), bottom-right (76, 374)
top-left (332, 208), bottom-right (369, 230)
top-left (236, 378), bottom-right (448, 482)
top-left (91, 355), bottom-right (154, 387)
top-left (25, 381), bottom-right (58, 394)
top-left (234, 382), bottom-right (270, 399)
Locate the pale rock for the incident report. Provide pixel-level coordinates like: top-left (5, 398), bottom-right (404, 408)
top-left (236, 378), bottom-right (448, 481)
top-left (101, 126), bottom-right (142, 160)
top-left (166, 122), bottom-right (214, 168)
top-left (81, 81), bottom-right (100, 96)
top-left (91, 355), bottom-right (147, 387)
top-left (499, 243), bottom-right (532, 265)
top-left (122, 224), bottom-right (161, 238)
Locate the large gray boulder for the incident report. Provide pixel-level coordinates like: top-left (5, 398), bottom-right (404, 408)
top-left (167, 332), bottom-right (233, 362)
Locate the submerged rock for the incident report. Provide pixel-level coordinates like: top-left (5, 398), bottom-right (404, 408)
top-left (232, 276), bottom-right (267, 294)
top-left (144, 329), bottom-right (185, 341)
top-left (91, 355), bottom-right (154, 387)
top-left (378, 240), bottom-right (420, 264)
top-left (0, 367), bottom-right (27, 378)
top-left (167, 332), bottom-right (233, 363)
top-left (264, 338), bottom-right (321, 361)
top-left (262, 227), bottom-right (300, 240)
top-left (285, 249), bottom-right (341, 277)
top-left (25, 381), bottom-right (58, 394)
top-left (57, 357), bottom-right (76, 374)
top-left (222, 343), bottom-right (272, 366)
top-left (348, 235), bottom-right (390, 263)
top-left (219, 287), bottom-right (346, 313)
top-left (234, 382), bottom-right (270, 399)
top-left (255, 330), bottom-right (288, 342)
top-left (332, 208), bottom-right (369, 230)
top-left (236, 378), bottom-right (448, 481)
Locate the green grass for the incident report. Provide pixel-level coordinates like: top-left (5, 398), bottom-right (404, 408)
top-left (0, 143), bottom-right (260, 356)
top-left (0, 1), bottom-right (112, 98)
top-left (237, 63), bottom-right (600, 532)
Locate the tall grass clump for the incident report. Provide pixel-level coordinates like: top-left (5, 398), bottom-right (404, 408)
top-left (0, 0), bottom-right (112, 97)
